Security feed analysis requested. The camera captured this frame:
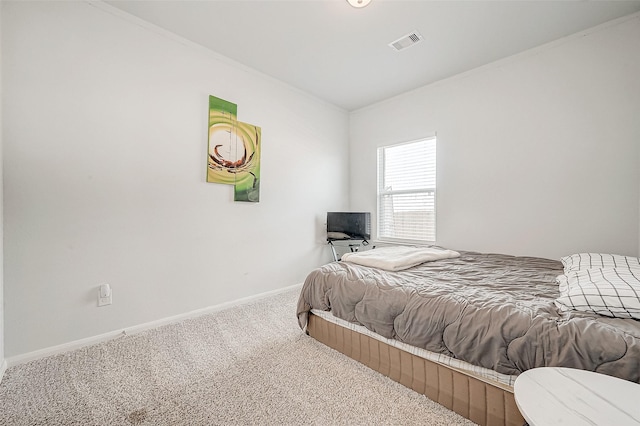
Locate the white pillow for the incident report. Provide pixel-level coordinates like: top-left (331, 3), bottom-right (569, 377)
top-left (560, 253), bottom-right (640, 275)
top-left (555, 274), bottom-right (568, 293)
top-left (555, 268), bottom-right (640, 320)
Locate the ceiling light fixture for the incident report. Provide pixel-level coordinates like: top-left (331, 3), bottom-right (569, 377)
top-left (347, 0), bottom-right (371, 8)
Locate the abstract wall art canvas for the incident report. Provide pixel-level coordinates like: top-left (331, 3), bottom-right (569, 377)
top-left (207, 95), bottom-right (261, 202)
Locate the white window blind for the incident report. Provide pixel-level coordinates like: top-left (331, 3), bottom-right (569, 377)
top-left (377, 137), bottom-right (436, 243)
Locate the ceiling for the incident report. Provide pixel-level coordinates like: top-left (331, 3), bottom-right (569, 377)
top-left (106, 0), bottom-right (640, 111)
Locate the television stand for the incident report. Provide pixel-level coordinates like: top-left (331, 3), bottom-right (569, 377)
top-left (328, 239), bottom-right (370, 262)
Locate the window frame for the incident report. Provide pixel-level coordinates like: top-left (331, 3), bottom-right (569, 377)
top-left (376, 136), bottom-right (437, 245)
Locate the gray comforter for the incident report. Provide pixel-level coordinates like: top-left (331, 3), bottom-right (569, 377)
top-left (296, 251), bottom-right (640, 383)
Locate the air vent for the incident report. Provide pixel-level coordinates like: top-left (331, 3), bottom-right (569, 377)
top-left (388, 31), bottom-right (424, 52)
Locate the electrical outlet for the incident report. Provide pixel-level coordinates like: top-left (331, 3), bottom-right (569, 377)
top-left (98, 284), bottom-right (112, 307)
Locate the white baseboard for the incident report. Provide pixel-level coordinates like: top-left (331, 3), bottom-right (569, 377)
top-left (0, 359), bottom-right (7, 383)
top-left (7, 283), bottom-right (303, 368)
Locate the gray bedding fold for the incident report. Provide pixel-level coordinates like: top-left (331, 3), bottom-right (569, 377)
top-left (296, 251), bottom-right (640, 382)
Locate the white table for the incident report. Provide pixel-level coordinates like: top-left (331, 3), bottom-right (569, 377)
top-left (514, 367), bottom-right (640, 426)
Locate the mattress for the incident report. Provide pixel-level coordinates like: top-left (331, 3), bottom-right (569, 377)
top-left (306, 312), bottom-right (525, 426)
top-left (311, 308), bottom-right (517, 387)
top-left (297, 250), bottom-right (640, 383)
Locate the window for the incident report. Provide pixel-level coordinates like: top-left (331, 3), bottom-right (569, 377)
top-left (377, 137), bottom-right (436, 243)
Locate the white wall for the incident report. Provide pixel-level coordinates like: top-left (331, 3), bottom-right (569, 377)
top-left (350, 14), bottom-right (640, 260)
top-left (0, 1), bottom-right (5, 376)
top-left (2, 1), bottom-right (349, 358)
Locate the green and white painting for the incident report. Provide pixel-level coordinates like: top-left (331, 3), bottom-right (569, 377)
top-left (206, 95), bottom-right (261, 202)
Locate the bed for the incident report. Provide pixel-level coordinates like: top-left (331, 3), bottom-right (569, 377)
top-left (296, 248), bottom-right (640, 426)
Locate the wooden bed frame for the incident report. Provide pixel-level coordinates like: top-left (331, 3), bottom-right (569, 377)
top-left (307, 313), bottom-right (525, 426)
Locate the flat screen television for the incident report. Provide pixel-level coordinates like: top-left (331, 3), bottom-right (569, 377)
top-left (327, 212), bottom-right (371, 241)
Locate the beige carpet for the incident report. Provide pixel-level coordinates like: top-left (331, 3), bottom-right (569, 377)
top-left (0, 287), bottom-right (475, 425)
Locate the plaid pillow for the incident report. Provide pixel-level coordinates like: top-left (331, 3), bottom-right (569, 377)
top-left (555, 268), bottom-right (640, 320)
top-left (560, 253), bottom-right (640, 275)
